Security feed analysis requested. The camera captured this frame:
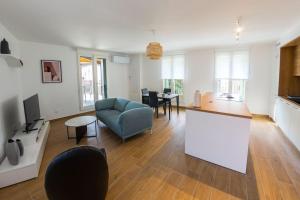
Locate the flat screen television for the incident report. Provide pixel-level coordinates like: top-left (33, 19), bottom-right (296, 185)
top-left (23, 94), bottom-right (41, 132)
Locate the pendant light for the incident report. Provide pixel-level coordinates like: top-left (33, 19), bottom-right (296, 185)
top-left (146, 29), bottom-right (163, 60)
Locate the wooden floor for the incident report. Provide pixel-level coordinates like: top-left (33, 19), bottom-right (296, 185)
top-left (1, 109), bottom-right (300, 200)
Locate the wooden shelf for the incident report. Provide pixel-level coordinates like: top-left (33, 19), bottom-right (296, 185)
top-left (278, 44), bottom-right (300, 97)
top-left (0, 54), bottom-right (23, 67)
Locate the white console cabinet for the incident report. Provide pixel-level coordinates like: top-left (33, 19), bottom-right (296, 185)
top-left (0, 121), bottom-right (50, 188)
top-left (275, 97), bottom-right (300, 151)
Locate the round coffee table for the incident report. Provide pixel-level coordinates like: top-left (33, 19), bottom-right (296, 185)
top-left (65, 116), bottom-right (97, 144)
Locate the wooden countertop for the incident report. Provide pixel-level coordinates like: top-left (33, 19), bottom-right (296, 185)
top-left (280, 96), bottom-right (300, 108)
top-left (186, 93), bottom-right (252, 119)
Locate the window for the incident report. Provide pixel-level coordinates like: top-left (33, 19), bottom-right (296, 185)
top-left (161, 55), bottom-right (185, 95)
top-left (215, 50), bottom-right (249, 100)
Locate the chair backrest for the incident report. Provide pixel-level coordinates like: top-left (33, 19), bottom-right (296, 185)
top-left (45, 146), bottom-right (109, 200)
top-left (163, 88), bottom-right (172, 94)
top-left (141, 88), bottom-right (149, 105)
top-left (148, 91), bottom-right (159, 107)
top-left (141, 88), bottom-right (148, 95)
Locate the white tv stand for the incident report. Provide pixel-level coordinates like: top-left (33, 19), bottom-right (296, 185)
top-left (0, 120), bottom-right (50, 188)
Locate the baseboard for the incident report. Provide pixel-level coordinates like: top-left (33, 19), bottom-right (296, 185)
top-left (171, 105), bottom-right (186, 109)
top-left (251, 114), bottom-right (274, 121)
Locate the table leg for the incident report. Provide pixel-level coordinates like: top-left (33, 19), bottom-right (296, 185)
top-left (176, 96), bottom-right (179, 114)
top-left (75, 125), bottom-right (87, 144)
top-left (95, 121), bottom-right (98, 139)
top-left (169, 102), bottom-right (171, 120)
top-left (67, 126), bottom-right (70, 139)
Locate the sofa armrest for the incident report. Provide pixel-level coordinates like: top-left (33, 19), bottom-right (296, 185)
top-left (95, 98), bottom-right (116, 111)
top-left (118, 107), bottom-right (153, 136)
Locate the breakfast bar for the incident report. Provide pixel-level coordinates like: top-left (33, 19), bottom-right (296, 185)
top-left (185, 93), bottom-right (252, 174)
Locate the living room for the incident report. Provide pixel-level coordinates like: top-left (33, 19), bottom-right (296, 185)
top-left (1, 0), bottom-right (300, 199)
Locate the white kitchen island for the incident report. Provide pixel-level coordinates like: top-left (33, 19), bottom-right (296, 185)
top-left (185, 93), bottom-right (252, 174)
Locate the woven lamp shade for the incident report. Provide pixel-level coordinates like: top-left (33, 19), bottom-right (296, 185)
top-left (146, 42), bottom-right (163, 60)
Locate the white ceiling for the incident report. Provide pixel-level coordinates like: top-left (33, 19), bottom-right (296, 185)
top-left (0, 0), bottom-right (300, 53)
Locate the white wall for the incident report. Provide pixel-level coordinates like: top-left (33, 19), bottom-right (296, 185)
top-left (20, 42), bottom-right (130, 120)
top-left (20, 42), bottom-right (79, 120)
top-left (128, 54), bottom-right (142, 101)
top-left (135, 43), bottom-right (275, 115)
top-left (141, 57), bottom-right (162, 92)
top-left (246, 44), bottom-right (275, 114)
top-left (0, 23), bottom-right (24, 163)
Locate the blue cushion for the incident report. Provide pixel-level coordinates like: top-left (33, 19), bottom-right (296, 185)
top-left (95, 98), bottom-right (115, 110)
top-left (114, 98), bottom-right (129, 112)
top-left (96, 110), bottom-right (121, 134)
top-left (125, 101), bottom-right (147, 111)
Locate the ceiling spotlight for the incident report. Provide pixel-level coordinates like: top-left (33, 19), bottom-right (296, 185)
top-left (236, 26), bottom-right (243, 33)
top-left (235, 17), bottom-right (243, 41)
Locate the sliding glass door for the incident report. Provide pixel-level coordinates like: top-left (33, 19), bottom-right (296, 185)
top-left (79, 56), bottom-right (107, 111)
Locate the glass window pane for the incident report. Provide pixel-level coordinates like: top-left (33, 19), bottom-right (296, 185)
top-left (80, 56), bottom-right (94, 108)
top-left (174, 79), bottom-right (184, 95)
top-left (217, 79), bottom-right (230, 94)
top-left (96, 58), bottom-right (104, 100)
top-left (232, 80), bottom-right (246, 99)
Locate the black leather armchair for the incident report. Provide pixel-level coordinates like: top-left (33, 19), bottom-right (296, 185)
top-left (45, 146), bottom-right (109, 200)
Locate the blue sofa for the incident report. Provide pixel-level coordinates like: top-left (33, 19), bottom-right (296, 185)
top-left (95, 98), bottom-right (153, 141)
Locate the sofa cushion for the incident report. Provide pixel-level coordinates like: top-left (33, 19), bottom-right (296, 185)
top-left (114, 98), bottom-right (129, 112)
top-left (125, 101), bottom-right (147, 111)
top-left (96, 109), bottom-right (122, 134)
top-left (95, 98), bottom-right (116, 111)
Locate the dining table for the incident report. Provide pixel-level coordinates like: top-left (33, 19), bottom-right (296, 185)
top-left (142, 93), bottom-right (179, 120)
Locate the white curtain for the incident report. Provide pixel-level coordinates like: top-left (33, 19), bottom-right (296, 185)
top-left (232, 51), bottom-right (249, 79)
top-left (215, 52), bottom-right (231, 79)
top-left (161, 56), bottom-right (172, 79)
top-left (161, 55), bottom-right (185, 79)
top-left (215, 50), bottom-right (249, 79)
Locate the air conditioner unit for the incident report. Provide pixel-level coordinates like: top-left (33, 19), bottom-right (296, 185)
top-left (111, 55), bottom-right (130, 64)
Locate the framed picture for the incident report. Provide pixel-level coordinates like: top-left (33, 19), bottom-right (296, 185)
top-left (41, 60), bottom-right (62, 83)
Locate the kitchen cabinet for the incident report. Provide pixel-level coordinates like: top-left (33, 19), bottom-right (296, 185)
top-left (294, 46), bottom-right (300, 76)
top-left (275, 97), bottom-right (300, 151)
top-left (289, 104), bottom-right (300, 149)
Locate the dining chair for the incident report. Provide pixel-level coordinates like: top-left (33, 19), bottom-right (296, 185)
top-left (141, 88), bottom-right (149, 105)
top-left (148, 91), bottom-right (166, 118)
top-left (163, 88), bottom-right (172, 94)
top-left (163, 88), bottom-right (172, 110)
